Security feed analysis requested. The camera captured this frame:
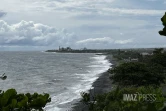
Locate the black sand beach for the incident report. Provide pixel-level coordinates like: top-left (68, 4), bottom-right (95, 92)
top-left (71, 54), bottom-right (117, 111)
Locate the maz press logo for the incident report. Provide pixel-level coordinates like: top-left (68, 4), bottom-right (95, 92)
top-left (123, 92), bottom-right (156, 102)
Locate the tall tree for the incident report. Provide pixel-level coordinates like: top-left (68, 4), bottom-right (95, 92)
top-left (159, 12), bottom-right (166, 36)
top-left (109, 62), bottom-right (165, 87)
top-left (153, 48), bottom-right (164, 54)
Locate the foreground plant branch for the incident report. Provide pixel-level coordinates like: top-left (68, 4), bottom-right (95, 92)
top-left (0, 89), bottom-right (51, 111)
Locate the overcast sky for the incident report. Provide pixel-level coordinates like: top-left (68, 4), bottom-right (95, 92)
top-left (0, 0), bottom-right (166, 50)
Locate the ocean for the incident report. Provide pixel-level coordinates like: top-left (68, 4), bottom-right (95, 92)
top-left (0, 51), bottom-right (111, 111)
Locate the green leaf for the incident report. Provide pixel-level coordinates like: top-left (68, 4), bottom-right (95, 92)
top-left (17, 95), bottom-right (28, 108)
top-left (10, 99), bottom-right (17, 108)
top-left (0, 89), bottom-right (17, 107)
top-left (161, 12), bottom-right (166, 26)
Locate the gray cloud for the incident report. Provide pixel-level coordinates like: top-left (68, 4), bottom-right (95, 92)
top-left (2, 0), bottom-right (164, 16)
top-left (0, 11), bottom-right (6, 18)
top-left (0, 20), bottom-right (76, 47)
top-left (0, 0), bottom-right (165, 50)
top-left (76, 37), bottom-right (133, 45)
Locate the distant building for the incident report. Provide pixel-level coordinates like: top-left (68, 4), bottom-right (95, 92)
top-left (124, 57), bottom-right (138, 62)
top-left (59, 46), bottom-right (72, 51)
top-left (83, 47), bottom-right (87, 50)
top-left (66, 47), bottom-right (72, 51)
top-left (124, 59), bottom-right (130, 62)
top-left (131, 58), bottom-right (138, 62)
top-left (81, 47), bottom-right (88, 50)
top-left (141, 52), bottom-right (151, 56)
top-left (59, 46), bottom-right (61, 51)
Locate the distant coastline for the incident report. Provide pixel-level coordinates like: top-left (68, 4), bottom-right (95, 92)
top-left (46, 50), bottom-right (111, 53)
top-left (46, 49), bottom-right (114, 53)
top-left (45, 47), bottom-right (159, 54)
top-left (46, 46), bottom-right (118, 53)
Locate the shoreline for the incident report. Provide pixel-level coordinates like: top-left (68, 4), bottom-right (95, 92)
top-left (71, 54), bottom-right (117, 111)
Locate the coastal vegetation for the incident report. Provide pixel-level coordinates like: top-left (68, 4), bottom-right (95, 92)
top-left (81, 48), bottom-right (166, 111)
top-left (0, 75), bottom-right (51, 111)
top-left (159, 12), bottom-right (166, 36)
top-left (81, 12), bottom-right (166, 111)
top-left (109, 62), bottom-right (165, 87)
top-left (0, 89), bottom-right (51, 111)
top-left (81, 87), bottom-right (165, 111)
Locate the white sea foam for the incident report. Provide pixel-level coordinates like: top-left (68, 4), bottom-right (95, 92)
top-left (0, 52), bottom-right (113, 111)
top-left (45, 55), bottom-right (111, 111)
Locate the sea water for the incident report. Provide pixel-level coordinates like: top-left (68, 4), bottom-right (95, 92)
top-left (0, 51), bottom-right (111, 111)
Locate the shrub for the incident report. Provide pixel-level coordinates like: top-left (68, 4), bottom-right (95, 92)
top-left (109, 62), bottom-right (165, 87)
top-left (0, 89), bottom-right (51, 111)
top-left (81, 87), bottom-right (165, 111)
